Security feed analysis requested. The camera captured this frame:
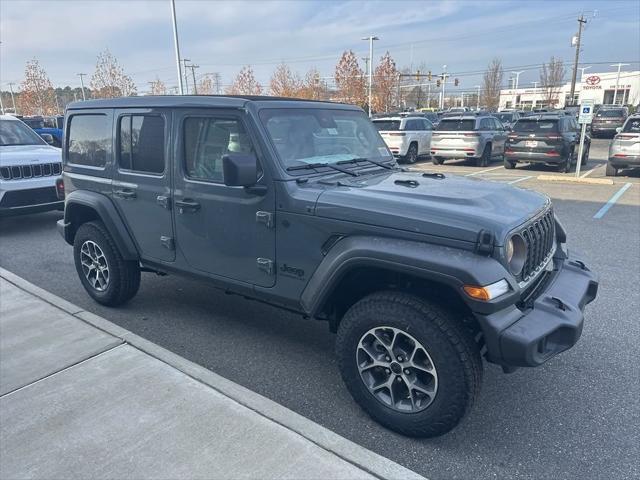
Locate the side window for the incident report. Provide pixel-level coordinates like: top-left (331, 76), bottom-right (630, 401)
top-left (184, 116), bottom-right (254, 183)
top-left (423, 120), bottom-right (432, 130)
top-left (67, 114), bottom-right (110, 167)
top-left (493, 118), bottom-right (503, 130)
top-left (479, 118), bottom-right (491, 130)
top-left (118, 115), bottom-right (165, 174)
top-left (403, 120), bottom-right (414, 131)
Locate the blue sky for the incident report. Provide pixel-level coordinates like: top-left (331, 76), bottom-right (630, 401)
top-left (1, 0), bottom-right (638, 94)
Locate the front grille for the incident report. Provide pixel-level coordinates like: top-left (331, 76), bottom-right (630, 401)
top-left (0, 187), bottom-right (59, 208)
top-left (0, 163), bottom-right (62, 181)
top-left (520, 208), bottom-right (555, 282)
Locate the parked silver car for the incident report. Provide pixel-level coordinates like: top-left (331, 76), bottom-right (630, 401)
top-left (372, 116), bottom-right (433, 164)
top-left (430, 115), bottom-right (507, 166)
top-left (607, 114), bottom-right (640, 176)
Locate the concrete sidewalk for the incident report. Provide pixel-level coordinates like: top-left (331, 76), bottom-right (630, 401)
top-left (0, 268), bottom-right (424, 480)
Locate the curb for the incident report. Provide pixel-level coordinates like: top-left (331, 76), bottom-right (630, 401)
top-left (537, 175), bottom-right (614, 185)
top-left (0, 267), bottom-right (425, 480)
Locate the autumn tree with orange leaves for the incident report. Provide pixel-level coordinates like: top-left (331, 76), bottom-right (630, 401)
top-left (226, 66), bottom-right (262, 95)
top-left (269, 63), bottom-right (303, 97)
top-left (334, 50), bottom-right (366, 107)
top-left (18, 58), bottom-right (58, 115)
top-left (373, 52), bottom-right (398, 113)
top-left (198, 73), bottom-right (222, 95)
top-left (148, 77), bottom-right (167, 95)
top-left (300, 68), bottom-right (326, 100)
top-left (90, 49), bottom-right (136, 98)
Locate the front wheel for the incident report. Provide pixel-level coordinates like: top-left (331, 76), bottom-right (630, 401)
top-left (73, 221), bottom-right (141, 306)
top-left (335, 291), bottom-right (482, 438)
top-left (606, 162), bottom-right (618, 177)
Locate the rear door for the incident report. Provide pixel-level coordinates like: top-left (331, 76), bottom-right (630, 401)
top-left (112, 109), bottom-right (174, 262)
top-left (491, 118), bottom-right (507, 154)
top-left (172, 109), bottom-right (276, 287)
top-left (420, 119), bottom-right (433, 153)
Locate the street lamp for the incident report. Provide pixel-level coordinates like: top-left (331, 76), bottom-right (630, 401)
top-left (578, 66), bottom-right (591, 81)
top-left (511, 71), bottom-right (524, 108)
top-left (475, 85), bottom-right (481, 110)
top-left (361, 35), bottom-right (379, 116)
top-left (610, 63), bottom-right (630, 105)
top-left (170, 0), bottom-right (185, 95)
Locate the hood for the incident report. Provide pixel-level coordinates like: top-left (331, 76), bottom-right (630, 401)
top-left (0, 145), bottom-right (61, 166)
top-left (315, 170), bottom-right (548, 245)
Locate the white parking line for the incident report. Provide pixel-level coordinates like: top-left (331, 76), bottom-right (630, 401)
top-left (465, 166), bottom-right (503, 176)
top-left (580, 164), bottom-right (604, 178)
top-left (507, 176), bottom-right (533, 184)
top-left (593, 183), bottom-right (633, 219)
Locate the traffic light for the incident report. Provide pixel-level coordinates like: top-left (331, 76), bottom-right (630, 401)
top-left (416, 70), bottom-right (421, 81)
top-left (428, 70), bottom-right (432, 81)
top-left (454, 78), bottom-right (459, 86)
top-left (436, 79), bottom-right (441, 87)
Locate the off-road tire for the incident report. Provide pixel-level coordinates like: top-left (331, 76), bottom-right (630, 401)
top-left (476, 145), bottom-right (491, 167)
top-left (335, 291), bottom-right (482, 438)
top-left (432, 156), bottom-right (445, 165)
top-left (73, 221), bottom-right (140, 306)
top-left (605, 162), bottom-right (618, 177)
top-left (405, 143), bottom-right (419, 164)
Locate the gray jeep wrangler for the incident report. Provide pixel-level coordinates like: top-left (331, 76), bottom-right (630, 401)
top-left (58, 96), bottom-right (598, 438)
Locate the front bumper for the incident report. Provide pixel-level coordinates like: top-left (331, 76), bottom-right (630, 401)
top-left (476, 249), bottom-right (598, 367)
top-left (0, 185), bottom-right (63, 217)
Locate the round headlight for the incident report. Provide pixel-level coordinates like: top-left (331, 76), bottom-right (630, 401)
top-left (507, 234), bottom-right (526, 275)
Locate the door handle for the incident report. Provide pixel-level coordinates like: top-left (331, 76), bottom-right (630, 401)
top-left (114, 189), bottom-right (136, 199)
top-left (175, 199), bottom-right (201, 214)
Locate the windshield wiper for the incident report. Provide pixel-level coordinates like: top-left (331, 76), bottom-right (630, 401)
top-left (337, 157), bottom-right (395, 170)
top-left (286, 162), bottom-right (359, 176)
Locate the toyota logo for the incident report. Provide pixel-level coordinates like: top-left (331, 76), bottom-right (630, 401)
top-left (585, 75), bottom-right (601, 86)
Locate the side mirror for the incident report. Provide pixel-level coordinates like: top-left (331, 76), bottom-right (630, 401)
top-left (40, 133), bottom-right (55, 145)
top-left (222, 153), bottom-right (258, 187)
top-left (616, 127), bottom-right (622, 133)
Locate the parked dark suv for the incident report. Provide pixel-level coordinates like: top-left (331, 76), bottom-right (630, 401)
top-left (591, 106), bottom-right (628, 138)
top-left (504, 115), bottom-right (590, 172)
top-left (58, 96), bottom-right (598, 438)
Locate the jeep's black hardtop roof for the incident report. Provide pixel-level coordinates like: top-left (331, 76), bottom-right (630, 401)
top-left (66, 95), bottom-right (358, 111)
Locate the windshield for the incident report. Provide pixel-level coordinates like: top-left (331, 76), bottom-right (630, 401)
top-left (496, 114), bottom-right (514, 122)
top-left (514, 119), bottom-right (559, 133)
top-left (0, 119), bottom-right (46, 147)
top-left (622, 117), bottom-right (640, 133)
top-left (436, 119), bottom-right (475, 131)
top-left (372, 120), bottom-right (401, 131)
top-left (596, 109), bottom-right (626, 118)
top-left (22, 118), bottom-right (45, 129)
top-left (259, 108), bottom-right (392, 169)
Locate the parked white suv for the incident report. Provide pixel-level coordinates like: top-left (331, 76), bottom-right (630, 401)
top-left (0, 115), bottom-right (63, 216)
top-left (372, 116), bottom-right (433, 163)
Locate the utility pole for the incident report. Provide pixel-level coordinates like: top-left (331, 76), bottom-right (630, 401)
top-left (440, 65), bottom-right (448, 110)
top-left (611, 63), bottom-right (630, 105)
top-left (361, 35), bottom-right (379, 116)
top-left (511, 70), bottom-right (524, 109)
top-left (569, 14), bottom-right (587, 106)
top-left (8, 82), bottom-right (17, 113)
top-left (0, 93), bottom-right (4, 115)
top-left (187, 64), bottom-right (200, 94)
top-left (475, 85), bottom-right (481, 110)
top-left (170, 0), bottom-right (185, 95)
top-left (181, 59), bottom-right (191, 94)
top-left (77, 73), bottom-right (87, 100)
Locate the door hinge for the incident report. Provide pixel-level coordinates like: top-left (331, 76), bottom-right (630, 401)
top-left (256, 258), bottom-right (274, 275)
top-left (160, 236), bottom-right (175, 251)
top-left (256, 211), bottom-right (274, 229)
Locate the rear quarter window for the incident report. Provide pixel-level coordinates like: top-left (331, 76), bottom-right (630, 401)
top-left (67, 114), bottom-right (111, 168)
top-left (372, 120), bottom-right (400, 131)
top-left (622, 118), bottom-right (640, 133)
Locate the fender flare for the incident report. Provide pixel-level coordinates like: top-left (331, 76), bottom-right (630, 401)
top-left (61, 190), bottom-right (139, 260)
top-left (300, 236), bottom-right (513, 316)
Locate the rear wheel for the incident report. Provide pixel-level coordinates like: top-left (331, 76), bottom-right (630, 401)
top-left (606, 162), bottom-right (618, 177)
top-left (73, 221), bottom-right (141, 306)
top-left (432, 156), bottom-right (445, 165)
top-left (405, 143), bottom-right (418, 164)
top-left (336, 291), bottom-right (482, 438)
top-left (476, 145), bottom-right (491, 167)
top-left (581, 145), bottom-right (590, 166)
top-left (504, 158), bottom-right (516, 169)
top-left (558, 150), bottom-right (573, 173)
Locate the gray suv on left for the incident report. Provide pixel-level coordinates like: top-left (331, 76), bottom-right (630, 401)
top-left (430, 114), bottom-right (507, 166)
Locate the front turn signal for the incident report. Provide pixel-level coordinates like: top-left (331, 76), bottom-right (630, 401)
top-left (463, 279), bottom-right (510, 301)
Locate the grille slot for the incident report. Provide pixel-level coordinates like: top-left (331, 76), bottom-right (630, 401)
top-left (520, 208), bottom-right (555, 282)
top-left (0, 163), bottom-right (61, 181)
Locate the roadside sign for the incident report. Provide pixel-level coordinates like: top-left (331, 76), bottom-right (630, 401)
top-left (578, 99), bottom-right (595, 124)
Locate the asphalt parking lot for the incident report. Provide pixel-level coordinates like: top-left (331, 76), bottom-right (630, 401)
top-left (1, 138), bottom-right (638, 480)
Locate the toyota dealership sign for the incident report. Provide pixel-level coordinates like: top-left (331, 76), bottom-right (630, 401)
top-left (583, 75), bottom-right (602, 89)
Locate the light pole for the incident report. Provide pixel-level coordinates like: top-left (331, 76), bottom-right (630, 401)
top-left (531, 81), bottom-right (539, 88)
top-left (511, 70), bottom-right (524, 109)
top-left (611, 63), bottom-right (630, 105)
top-left (440, 65), bottom-right (447, 109)
top-left (361, 36), bottom-right (379, 116)
top-left (475, 85), bottom-right (481, 110)
top-left (77, 73), bottom-right (87, 100)
top-left (8, 82), bottom-right (17, 113)
top-left (578, 66), bottom-right (591, 81)
top-left (170, 0), bottom-right (185, 95)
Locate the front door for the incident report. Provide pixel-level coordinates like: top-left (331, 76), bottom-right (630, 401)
top-left (112, 109), bottom-right (175, 262)
top-left (172, 109), bottom-right (276, 287)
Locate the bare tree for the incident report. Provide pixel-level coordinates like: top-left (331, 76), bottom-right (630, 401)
top-left (372, 51), bottom-right (398, 113)
top-left (481, 58), bottom-right (504, 111)
top-left (226, 66), bottom-right (262, 95)
top-left (198, 73), bottom-right (221, 95)
top-left (90, 49), bottom-right (136, 98)
top-left (18, 58), bottom-right (58, 115)
top-left (299, 67), bottom-right (325, 100)
top-left (148, 77), bottom-right (167, 95)
top-left (269, 63), bottom-right (303, 97)
top-left (540, 56), bottom-right (566, 108)
top-left (334, 50), bottom-right (366, 107)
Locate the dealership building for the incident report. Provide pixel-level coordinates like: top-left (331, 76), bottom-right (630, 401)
top-left (499, 70), bottom-right (640, 110)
